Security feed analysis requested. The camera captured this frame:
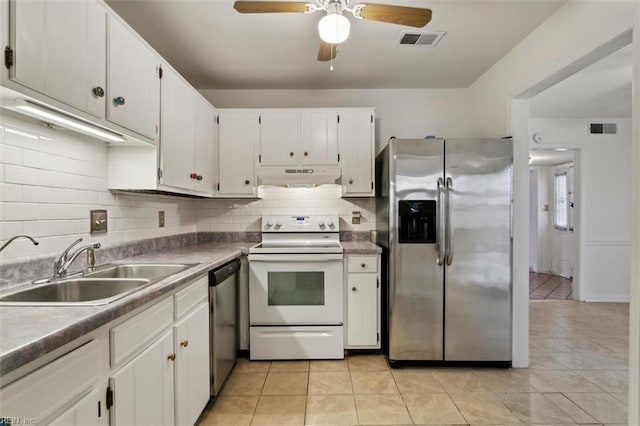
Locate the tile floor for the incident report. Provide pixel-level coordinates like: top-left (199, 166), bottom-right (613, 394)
top-left (199, 300), bottom-right (629, 425)
top-left (530, 272), bottom-right (573, 300)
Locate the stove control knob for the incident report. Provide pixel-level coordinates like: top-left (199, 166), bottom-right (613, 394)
top-left (275, 220), bottom-right (282, 228)
top-left (266, 220), bottom-right (273, 227)
top-left (327, 220), bottom-right (335, 228)
top-left (318, 221), bottom-right (325, 228)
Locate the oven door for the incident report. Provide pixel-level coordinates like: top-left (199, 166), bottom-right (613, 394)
top-left (248, 253), bottom-right (343, 325)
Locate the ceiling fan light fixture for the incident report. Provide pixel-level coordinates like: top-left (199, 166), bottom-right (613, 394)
top-left (318, 6), bottom-right (350, 44)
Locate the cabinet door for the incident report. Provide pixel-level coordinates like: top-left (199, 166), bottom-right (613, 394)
top-left (107, 15), bottom-right (160, 141)
top-left (300, 111), bottom-right (338, 165)
top-left (347, 274), bottom-right (378, 347)
top-left (160, 66), bottom-right (195, 190)
top-left (110, 330), bottom-right (174, 426)
top-left (218, 112), bottom-right (257, 196)
top-left (11, 0), bottom-right (106, 118)
top-left (194, 97), bottom-right (217, 195)
top-left (339, 111), bottom-right (374, 196)
top-left (174, 302), bottom-right (210, 426)
top-left (260, 111), bottom-right (299, 166)
top-left (49, 388), bottom-right (106, 426)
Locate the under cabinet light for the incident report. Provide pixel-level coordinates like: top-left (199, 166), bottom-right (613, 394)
top-left (1, 99), bottom-right (126, 143)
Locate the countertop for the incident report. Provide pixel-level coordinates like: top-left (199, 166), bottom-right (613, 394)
top-left (0, 242), bottom-right (254, 376)
top-left (0, 239), bottom-right (381, 376)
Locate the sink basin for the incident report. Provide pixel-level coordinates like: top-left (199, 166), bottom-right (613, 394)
top-left (84, 263), bottom-right (191, 280)
top-left (0, 278), bottom-right (151, 306)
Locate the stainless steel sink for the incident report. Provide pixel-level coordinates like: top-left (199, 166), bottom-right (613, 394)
top-left (0, 278), bottom-right (151, 306)
top-left (84, 263), bottom-right (191, 280)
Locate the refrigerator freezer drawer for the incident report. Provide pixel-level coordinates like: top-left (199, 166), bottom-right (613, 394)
top-left (250, 326), bottom-right (344, 360)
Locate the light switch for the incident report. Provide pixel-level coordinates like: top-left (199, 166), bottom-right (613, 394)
top-left (90, 210), bottom-right (107, 234)
top-left (352, 211), bottom-right (361, 224)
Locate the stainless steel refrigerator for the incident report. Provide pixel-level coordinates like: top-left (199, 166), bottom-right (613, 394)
top-left (376, 138), bottom-right (512, 365)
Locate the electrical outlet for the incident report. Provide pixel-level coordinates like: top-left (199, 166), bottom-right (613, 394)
top-left (159, 211), bottom-right (165, 228)
top-left (352, 211), bottom-right (361, 224)
top-left (90, 210), bottom-right (107, 234)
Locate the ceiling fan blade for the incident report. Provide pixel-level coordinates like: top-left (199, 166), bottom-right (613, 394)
top-left (317, 41), bottom-right (337, 62)
top-left (358, 4), bottom-right (432, 27)
top-left (233, 1), bottom-right (308, 13)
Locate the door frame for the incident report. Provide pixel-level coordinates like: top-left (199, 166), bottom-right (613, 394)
top-left (509, 24), bottom-right (638, 422)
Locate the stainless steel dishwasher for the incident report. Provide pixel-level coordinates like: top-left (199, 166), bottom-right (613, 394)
top-left (209, 259), bottom-right (240, 396)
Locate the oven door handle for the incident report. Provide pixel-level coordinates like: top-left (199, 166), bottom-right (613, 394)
top-left (248, 254), bottom-right (344, 262)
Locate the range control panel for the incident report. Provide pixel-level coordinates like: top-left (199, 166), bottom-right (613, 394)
top-left (262, 215), bottom-right (340, 232)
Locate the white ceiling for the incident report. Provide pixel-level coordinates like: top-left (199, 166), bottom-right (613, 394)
top-left (529, 149), bottom-right (574, 166)
top-left (530, 44), bottom-right (632, 118)
top-left (105, 0), bottom-right (565, 90)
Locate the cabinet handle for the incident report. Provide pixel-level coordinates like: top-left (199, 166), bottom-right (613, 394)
top-left (304, 151), bottom-right (308, 156)
top-left (113, 96), bottom-right (125, 106)
top-left (348, 179), bottom-right (354, 185)
top-left (352, 287), bottom-right (357, 292)
top-left (167, 353), bottom-right (176, 361)
top-left (180, 340), bottom-right (189, 348)
top-left (196, 175), bottom-right (203, 181)
top-left (92, 86), bottom-right (105, 98)
top-left (244, 179), bottom-right (250, 185)
top-left (361, 263), bottom-right (366, 268)
top-left (289, 152), bottom-right (294, 157)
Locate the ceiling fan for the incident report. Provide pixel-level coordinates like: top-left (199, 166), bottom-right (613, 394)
top-left (233, 0), bottom-right (432, 62)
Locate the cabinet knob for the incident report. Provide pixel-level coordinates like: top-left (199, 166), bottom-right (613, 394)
top-left (289, 152), bottom-right (294, 157)
top-left (167, 353), bottom-right (176, 361)
top-left (352, 287), bottom-right (357, 292)
top-left (92, 86), bottom-right (105, 98)
top-left (196, 175), bottom-right (203, 181)
top-left (361, 263), bottom-right (366, 268)
top-left (244, 179), bottom-right (250, 185)
top-left (348, 179), bottom-right (354, 185)
top-left (304, 151), bottom-right (308, 156)
top-left (190, 173), bottom-right (198, 180)
top-left (180, 340), bottom-right (189, 348)
top-left (113, 96), bottom-right (126, 106)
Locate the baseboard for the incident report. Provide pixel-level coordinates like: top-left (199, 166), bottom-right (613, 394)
top-left (580, 295), bottom-right (630, 303)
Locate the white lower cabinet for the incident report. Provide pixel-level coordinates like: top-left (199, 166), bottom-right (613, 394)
top-left (49, 388), bottom-right (107, 426)
top-left (110, 329), bottom-right (175, 426)
top-left (345, 255), bottom-right (381, 349)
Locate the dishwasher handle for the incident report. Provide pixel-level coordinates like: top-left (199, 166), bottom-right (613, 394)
top-left (210, 259), bottom-right (241, 286)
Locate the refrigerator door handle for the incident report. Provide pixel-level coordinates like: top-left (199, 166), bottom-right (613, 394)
top-left (436, 177), bottom-right (445, 265)
top-left (445, 177), bottom-right (454, 266)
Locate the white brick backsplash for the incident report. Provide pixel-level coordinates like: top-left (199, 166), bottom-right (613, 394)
top-left (23, 220), bottom-right (80, 237)
top-left (4, 127), bottom-right (40, 150)
top-left (1, 183), bottom-right (22, 202)
top-left (0, 221), bottom-right (23, 240)
top-left (5, 164), bottom-right (41, 186)
top-left (1, 144), bottom-right (23, 165)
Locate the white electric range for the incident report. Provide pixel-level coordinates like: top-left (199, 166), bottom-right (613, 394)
top-left (248, 214), bottom-right (344, 360)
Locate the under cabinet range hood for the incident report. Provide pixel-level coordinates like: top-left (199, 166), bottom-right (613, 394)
top-left (258, 167), bottom-right (342, 187)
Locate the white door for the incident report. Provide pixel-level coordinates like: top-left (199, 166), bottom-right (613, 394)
top-left (218, 111), bottom-right (257, 196)
top-left (174, 303), bottom-right (210, 426)
top-left (339, 110), bottom-right (374, 195)
top-left (11, 0), bottom-right (106, 118)
top-left (300, 111), bottom-right (339, 165)
top-left (110, 330), bottom-right (175, 426)
top-left (260, 111), bottom-right (299, 166)
top-left (553, 169), bottom-right (571, 278)
top-left (567, 165), bottom-right (575, 278)
top-left (160, 66), bottom-right (195, 191)
top-left (347, 274), bottom-right (378, 347)
top-left (107, 15), bottom-right (160, 141)
top-left (248, 254), bottom-right (344, 324)
top-left (194, 97), bottom-right (217, 195)
top-left (49, 388), bottom-right (106, 426)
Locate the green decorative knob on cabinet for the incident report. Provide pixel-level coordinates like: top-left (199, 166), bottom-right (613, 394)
top-left (92, 86), bottom-right (104, 98)
top-left (113, 96), bottom-right (126, 106)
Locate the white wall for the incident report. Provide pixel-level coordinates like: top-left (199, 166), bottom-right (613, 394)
top-left (529, 118), bottom-right (631, 302)
top-left (200, 89), bottom-right (474, 154)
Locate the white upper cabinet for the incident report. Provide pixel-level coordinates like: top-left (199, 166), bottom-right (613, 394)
top-left (218, 111), bottom-right (258, 197)
top-left (10, 0), bottom-right (107, 118)
top-left (300, 111), bottom-right (339, 166)
top-left (194, 95), bottom-right (217, 195)
top-left (107, 14), bottom-right (160, 141)
top-left (259, 111), bottom-right (299, 166)
top-left (160, 66), bottom-right (196, 191)
top-left (339, 110), bottom-right (375, 196)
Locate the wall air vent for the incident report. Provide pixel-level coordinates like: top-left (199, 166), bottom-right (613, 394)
top-left (398, 31), bottom-right (446, 47)
top-left (589, 122), bottom-right (617, 135)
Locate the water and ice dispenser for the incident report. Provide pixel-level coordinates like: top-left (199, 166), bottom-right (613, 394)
top-left (398, 200), bottom-right (437, 244)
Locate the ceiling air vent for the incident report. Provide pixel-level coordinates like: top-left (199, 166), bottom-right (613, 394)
top-left (398, 31), bottom-right (445, 47)
top-left (589, 122), bottom-right (617, 135)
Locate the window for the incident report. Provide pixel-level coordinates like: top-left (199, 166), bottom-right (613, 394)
top-left (554, 172), bottom-right (568, 230)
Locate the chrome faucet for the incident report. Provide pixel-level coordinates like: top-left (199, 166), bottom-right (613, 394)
top-left (0, 234), bottom-right (39, 252)
top-left (53, 238), bottom-right (101, 278)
